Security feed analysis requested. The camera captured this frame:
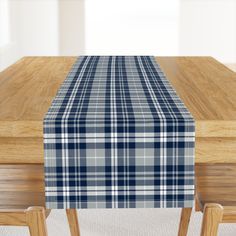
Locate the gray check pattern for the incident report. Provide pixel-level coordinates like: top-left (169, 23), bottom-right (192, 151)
top-left (44, 56), bottom-right (195, 209)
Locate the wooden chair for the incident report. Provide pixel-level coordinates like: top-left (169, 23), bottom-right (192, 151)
top-left (0, 207), bottom-right (50, 236)
top-left (0, 208), bottom-right (79, 236)
top-left (0, 164), bottom-right (80, 236)
top-left (178, 164), bottom-right (236, 236)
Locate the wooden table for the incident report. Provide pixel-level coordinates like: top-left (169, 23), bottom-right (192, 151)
top-left (0, 57), bottom-right (236, 210)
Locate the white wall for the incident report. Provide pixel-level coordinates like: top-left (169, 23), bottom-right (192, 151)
top-left (0, 0), bottom-right (59, 71)
top-left (14, 0), bottom-right (59, 56)
top-left (0, 0), bottom-right (19, 71)
top-left (86, 0), bottom-right (236, 63)
top-left (179, 0), bottom-right (236, 63)
top-left (0, 0), bottom-right (9, 48)
top-left (0, 0), bottom-right (236, 71)
top-left (58, 0), bottom-right (85, 55)
top-left (85, 0), bottom-right (180, 56)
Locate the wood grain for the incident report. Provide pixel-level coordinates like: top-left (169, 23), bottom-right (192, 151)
top-left (2, 163), bottom-right (236, 235)
top-left (0, 121), bottom-right (43, 138)
top-left (222, 206), bottom-right (236, 223)
top-left (200, 203), bottom-right (223, 236)
top-left (2, 137), bottom-right (236, 164)
top-left (0, 57), bottom-right (236, 137)
top-left (196, 121), bottom-right (236, 138)
top-left (66, 209), bottom-right (81, 236)
top-left (0, 138), bottom-right (43, 164)
top-left (26, 207), bottom-right (48, 236)
top-left (178, 164), bottom-right (236, 235)
top-left (196, 138), bottom-right (236, 163)
top-left (1, 163), bottom-right (236, 210)
top-left (178, 208), bottom-right (192, 236)
top-left (0, 165), bottom-right (45, 209)
top-left (0, 209), bottom-right (27, 226)
top-left (0, 207), bottom-right (49, 236)
top-left (0, 57), bottom-right (236, 164)
top-left (156, 57), bottom-right (236, 121)
top-left (0, 57), bottom-right (76, 123)
top-left (196, 164), bottom-right (236, 208)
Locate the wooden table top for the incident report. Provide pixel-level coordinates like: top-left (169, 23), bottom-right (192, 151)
top-left (0, 56), bottom-right (236, 138)
top-left (1, 57), bottom-right (236, 211)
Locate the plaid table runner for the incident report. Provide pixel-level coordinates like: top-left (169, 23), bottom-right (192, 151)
top-left (44, 56), bottom-right (195, 209)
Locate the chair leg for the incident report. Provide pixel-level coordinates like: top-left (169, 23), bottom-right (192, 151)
top-left (26, 207), bottom-right (48, 236)
top-left (200, 203), bottom-right (223, 236)
top-left (195, 193), bottom-right (202, 212)
top-left (66, 209), bottom-right (81, 236)
top-left (178, 208), bottom-right (192, 236)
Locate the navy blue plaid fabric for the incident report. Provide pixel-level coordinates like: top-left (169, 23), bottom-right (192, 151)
top-left (44, 56), bottom-right (195, 209)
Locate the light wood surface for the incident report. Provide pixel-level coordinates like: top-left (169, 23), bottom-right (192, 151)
top-left (0, 57), bottom-right (236, 136)
top-left (195, 138), bottom-right (236, 163)
top-left (178, 164), bottom-right (236, 236)
top-left (1, 57), bottom-right (235, 233)
top-left (178, 208), bottom-right (192, 236)
top-left (66, 209), bottom-right (81, 236)
top-left (196, 164), bottom-right (236, 207)
top-left (0, 165), bottom-right (44, 209)
top-left (200, 203), bottom-right (223, 236)
top-left (0, 57), bottom-right (76, 123)
top-left (0, 209), bottom-right (28, 226)
top-left (0, 164), bottom-right (79, 235)
top-left (0, 57), bottom-right (236, 163)
top-left (221, 206), bottom-right (236, 223)
top-left (157, 57), bottom-right (236, 122)
top-left (26, 207), bottom-right (48, 236)
top-left (0, 207), bottom-right (48, 236)
top-left (179, 204), bottom-right (236, 236)
top-left (0, 138), bottom-right (43, 164)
